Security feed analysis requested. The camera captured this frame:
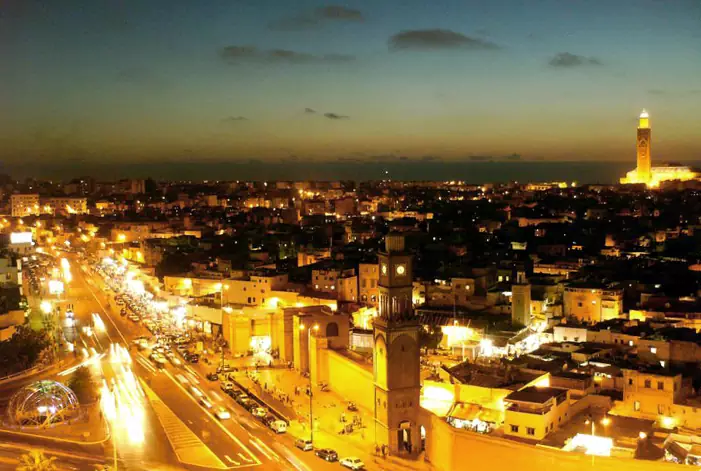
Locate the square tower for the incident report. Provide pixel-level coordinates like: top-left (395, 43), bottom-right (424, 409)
top-left (373, 233), bottom-right (421, 456)
top-left (637, 109), bottom-right (652, 184)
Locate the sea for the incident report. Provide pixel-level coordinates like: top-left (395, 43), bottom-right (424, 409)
top-left (6, 160), bottom-right (701, 184)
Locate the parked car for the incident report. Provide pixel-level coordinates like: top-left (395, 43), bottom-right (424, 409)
top-left (294, 438), bottom-right (313, 452)
top-left (269, 420), bottom-right (287, 434)
top-left (188, 354), bottom-right (200, 364)
top-left (220, 381), bottom-right (234, 392)
top-left (340, 457), bottom-right (365, 470)
top-left (261, 415), bottom-right (276, 427)
top-left (315, 449), bottom-right (338, 462)
top-left (251, 407), bottom-right (267, 418)
top-left (206, 372), bottom-right (218, 381)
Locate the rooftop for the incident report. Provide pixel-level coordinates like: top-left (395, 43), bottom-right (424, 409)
top-left (505, 386), bottom-right (567, 404)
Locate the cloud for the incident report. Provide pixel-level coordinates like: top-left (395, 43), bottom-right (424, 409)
top-left (421, 155), bottom-right (442, 162)
top-left (504, 153), bottom-right (521, 161)
top-left (222, 116), bottom-right (248, 123)
top-left (399, 156), bottom-right (410, 161)
top-left (548, 52), bottom-right (602, 68)
top-left (304, 108), bottom-right (317, 114)
top-left (324, 112), bottom-right (349, 120)
top-left (219, 46), bottom-right (354, 64)
top-left (337, 156), bottom-right (363, 162)
top-left (270, 5), bottom-right (363, 31)
top-left (315, 6), bottom-right (363, 21)
top-left (389, 29), bottom-right (500, 51)
top-left (469, 156), bottom-right (494, 162)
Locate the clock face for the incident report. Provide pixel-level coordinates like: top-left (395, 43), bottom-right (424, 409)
top-left (381, 264), bottom-right (388, 275)
top-left (396, 264), bottom-right (406, 276)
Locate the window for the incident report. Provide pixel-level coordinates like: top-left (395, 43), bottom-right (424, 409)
top-left (650, 347), bottom-right (657, 354)
top-left (498, 276), bottom-right (503, 282)
top-left (657, 381), bottom-right (664, 390)
top-left (578, 302), bottom-right (583, 307)
top-left (510, 425), bottom-right (519, 433)
top-left (644, 380), bottom-right (651, 388)
top-left (658, 405), bottom-right (665, 414)
top-left (628, 378), bottom-right (633, 386)
top-left (634, 401), bottom-right (641, 411)
top-left (526, 427), bottom-right (535, 436)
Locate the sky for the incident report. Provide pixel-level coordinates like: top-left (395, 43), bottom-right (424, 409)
top-left (1, 0), bottom-right (701, 169)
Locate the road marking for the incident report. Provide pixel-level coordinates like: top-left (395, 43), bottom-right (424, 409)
top-left (137, 357), bottom-right (157, 374)
top-left (211, 390), bottom-right (223, 402)
top-left (162, 369), bottom-right (261, 465)
top-left (225, 455), bottom-right (240, 465)
top-left (251, 437), bottom-right (280, 462)
top-left (248, 439), bottom-right (271, 460)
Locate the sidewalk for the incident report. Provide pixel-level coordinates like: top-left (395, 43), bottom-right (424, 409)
top-left (238, 367), bottom-right (434, 471)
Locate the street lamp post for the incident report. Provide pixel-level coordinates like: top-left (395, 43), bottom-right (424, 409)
top-left (300, 323), bottom-right (319, 445)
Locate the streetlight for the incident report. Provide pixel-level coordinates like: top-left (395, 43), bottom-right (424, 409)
top-left (586, 414), bottom-right (612, 437)
top-left (300, 323), bottom-right (319, 446)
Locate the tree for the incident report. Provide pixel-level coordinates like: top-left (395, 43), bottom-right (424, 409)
top-left (418, 325), bottom-right (443, 353)
top-left (68, 366), bottom-right (95, 404)
top-left (16, 450), bottom-right (57, 471)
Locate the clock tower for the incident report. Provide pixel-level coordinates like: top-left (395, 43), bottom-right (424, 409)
top-left (373, 233), bottom-right (421, 456)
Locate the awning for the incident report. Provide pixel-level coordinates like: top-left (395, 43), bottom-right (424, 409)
top-left (665, 440), bottom-right (688, 461)
top-left (448, 403), bottom-right (481, 421)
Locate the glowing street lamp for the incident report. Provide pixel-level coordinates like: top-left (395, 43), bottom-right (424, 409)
top-left (40, 300), bottom-right (52, 315)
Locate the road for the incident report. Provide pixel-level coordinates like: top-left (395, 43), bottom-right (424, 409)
top-left (71, 255), bottom-right (347, 471)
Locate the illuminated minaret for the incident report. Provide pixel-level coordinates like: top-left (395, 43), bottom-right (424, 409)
top-left (636, 109), bottom-right (652, 184)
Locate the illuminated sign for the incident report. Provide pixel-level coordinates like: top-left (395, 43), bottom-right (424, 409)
top-left (10, 232), bottom-right (33, 244)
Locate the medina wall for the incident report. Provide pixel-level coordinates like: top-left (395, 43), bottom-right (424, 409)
top-left (316, 347), bottom-right (375, 412)
top-left (424, 411), bottom-right (678, 471)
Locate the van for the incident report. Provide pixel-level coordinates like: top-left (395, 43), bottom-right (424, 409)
top-left (270, 420), bottom-right (287, 434)
top-left (294, 438), bottom-right (313, 451)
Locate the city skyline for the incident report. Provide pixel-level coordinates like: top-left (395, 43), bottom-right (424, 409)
top-left (3, 0), bottom-right (701, 166)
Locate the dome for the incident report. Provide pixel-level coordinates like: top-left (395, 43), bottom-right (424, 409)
top-left (8, 380), bottom-right (80, 426)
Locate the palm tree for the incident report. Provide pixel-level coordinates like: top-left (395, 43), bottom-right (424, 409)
top-left (16, 450), bottom-right (57, 471)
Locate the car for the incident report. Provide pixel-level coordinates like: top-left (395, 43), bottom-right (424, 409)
top-left (190, 386), bottom-right (204, 398)
top-left (236, 396), bottom-right (250, 407)
top-left (220, 381), bottom-right (234, 392)
top-left (251, 407), bottom-right (267, 418)
top-left (339, 457), bottom-right (365, 470)
top-left (215, 407), bottom-right (231, 420)
top-left (261, 415), bottom-right (276, 427)
top-left (294, 438), bottom-right (313, 452)
top-left (206, 372), bottom-right (218, 381)
top-left (315, 448), bottom-right (338, 462)
top-left (128, 315), bottom-right (140, 322)
top-left (229, 389), bottom-right (244, 399)
top-left (120, 308), bottom-right (127, 317)
top-left (188, 354), bottom-right (199, 364)
top-left (269, 420), bottom-right (287, 434)
top-left (166, 354), bottom-right (182, 367)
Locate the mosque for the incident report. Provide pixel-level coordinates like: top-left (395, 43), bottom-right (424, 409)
top-left (620, 110), bottom-right (699, 188)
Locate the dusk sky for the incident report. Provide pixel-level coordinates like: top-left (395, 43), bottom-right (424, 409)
top-left (2, 0), bottom-right (701, 166)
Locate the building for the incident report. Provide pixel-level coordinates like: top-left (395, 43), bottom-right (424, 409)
top-left (563, 282), bottom-right (623, 323)
top-left (373, 233), bottom-right (421, 455)
top-left (620, 368), bottom-right (685, 419)
top-left (45, 197), bottom-right (88, 215)
top-left (503, 386), bottom-right (570, 441)
top-left (359, 262), bottom-right (379, 306)
top-left (11, 194), bottom-right (39, 217)
top-left (620, 110), bottom-right (699, 187)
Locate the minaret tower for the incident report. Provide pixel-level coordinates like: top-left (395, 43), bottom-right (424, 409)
top-left (636, 109), bottom-right (652, 184)
top-left (373, 233), bottom-right (421, 456)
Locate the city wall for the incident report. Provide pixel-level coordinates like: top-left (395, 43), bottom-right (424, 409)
top-left (423, 411), bottom-right (678, 471)
top-left (315, 346), bottom-right (374, 412)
